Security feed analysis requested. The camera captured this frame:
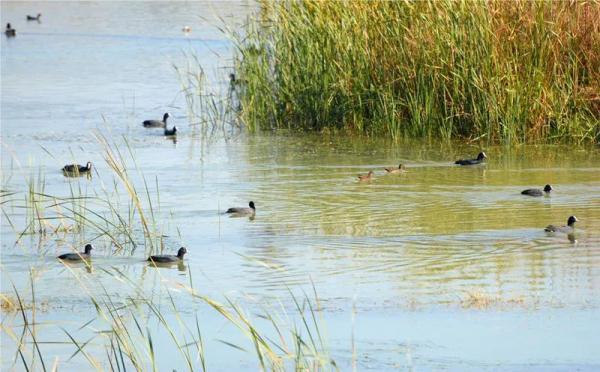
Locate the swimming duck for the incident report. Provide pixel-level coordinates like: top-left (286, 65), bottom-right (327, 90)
top-left (164, 125), bottom-right (177, 136)
top-left (226, 201), bottom-right (256, 215)
top-left (147, 247), bottom-right (187, 263)
top-left (384, 164), bottom-right (406, 174)
top-left (544, 215), bottom-right (578, 233)
top-left (5, 23), bottom-right (16, 37)
top-left (26, 13), bottom-right (41, 21)
top-left (57, 244), bottom-right (93, 261)
top-left (358, 171), bottom-right (374, 181)
top-left (62, 161), bottom-right (92, 175)
top-left (455, 152), bottom-right (487, 165)
top-left (521, 184), bottom-right (553, 197)
top-left (182, 26), bottom-right (191, 33)
top-left (143, 112), bottom-right (170, 128)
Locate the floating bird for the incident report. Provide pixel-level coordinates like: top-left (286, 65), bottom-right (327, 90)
top-left (455, 152), bottom-right (487, 166)
top-left (358, 171), bottom-right (374, 181)
top-left (182, 26), bottom-right (191, 33)
top-left (26, 13), bottom-right (41, 21)
top-left (62, 161), bottom-right (92, 176)
top-left (226, 201), bottom-right (256, 215)
top-left (544, 215), bottom-right (578, 233)
top-left (164, 125), bottom-right (177, 136)
top-left (521, 184), bottom-right (553, 197)
top-left (384, 164), bottom-right (406, 174)
top-left (148, 247), bottom-right (187, 263)
top-left (5, 23), bottom-right (16, 37)
top-left (143, 112), bottom-right (170, 128)
top-left (57, 244), bottom-right (93, 261)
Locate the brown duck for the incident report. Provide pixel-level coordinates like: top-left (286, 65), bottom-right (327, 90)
top-left (358, 171), bottom-right (374, 181)
top-left (384, 164), bottom-right (406, 174)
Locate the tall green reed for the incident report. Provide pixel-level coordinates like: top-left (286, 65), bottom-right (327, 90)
top-left (233, 0), bottom-right (600, 144)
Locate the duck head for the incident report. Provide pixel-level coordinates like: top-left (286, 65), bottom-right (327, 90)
top-left (543, 184), bottom-right (553, 193)
top-left (86, 161), bottom-right (93, 170)
top-left (163, 112), bottom-right (170, 121)
top-left (249, 201), bottom-right (256, 210)
top-left (477, 152), bottom-right (487, 160)
top-left (84, 244), bottom-right (94, 254)
top-left (567, 215), bottom-right (578, 227)
top-left (177, 247), bottom-right (187, 258)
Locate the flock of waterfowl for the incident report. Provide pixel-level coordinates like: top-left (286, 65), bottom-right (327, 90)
top-left (57, 147), bottom-right (579, 264)
top-left (6, 12), bottom-right (578, 263)
top-left (358, 150), bottom-right (579, 236)
top-left (57, 112), bottom-right (255, 264)
top-left (4, 12), bottom-right (41, 37)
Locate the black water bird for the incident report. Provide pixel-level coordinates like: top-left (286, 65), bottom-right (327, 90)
top-left (455, 152), bottom-right (487, 166)
top-left (164, 125), bottom-right (177, 136)
top-left (521, 184), bottom-right (553, 197)
top-left (544, 215), bottom-right (578, 233)
top-left (57, 244), bottom-right (93, 261)
top-left (147, 247), bottom-right (187, 263)
top-left (226, 201), bottom-right (256, 215)
top-left (143, 112), bottom-right (170, 128)
top-left (5, 23), bottom-right (16, 37)
top-left (62, 161), bottom-right (92, 176)
top-left (26, 13), bottom-right (41, 21)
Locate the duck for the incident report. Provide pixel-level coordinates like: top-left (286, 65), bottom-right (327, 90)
top-left (26, 13), bottom-right (41, 21)
top-left (226, 201), bottom-right (256, 215)
top-left (147, 247), bottom-right (187, 263)
top-left (384, 164), bottom-right (406, 174)
top-left (5, 23), bottom-right (16, 37)
top-left (182, 26), bottom-right (191, 33)
top-left (143, 112), bottom-right (170, 128)
top-left (164, 125), bottom-right (177, 136)
top-left (455, 152), bottom-right (487, 165)
top-left (521, 184), bottom-right (553, 197)
top-left (358, 171), bottom-right (374, 181)
top-left (62, 161), bottom-right (92, 175)
top-left (57, 244), bottom-right (93, 261)
top-left (544, 215), bottom-right (578, 233)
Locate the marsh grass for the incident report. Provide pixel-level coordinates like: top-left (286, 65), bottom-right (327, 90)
top-left (1, 133), bottom-right (167, 255)
top-left (233, 0), bottom-right (600, 144)
top-left (173, 51), bottom-right (243, 142)
top-left (3, 264), bottom-right (335, 371)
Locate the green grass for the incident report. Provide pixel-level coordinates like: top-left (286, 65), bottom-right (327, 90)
top-left (232, 0), bottom-right (600, 144)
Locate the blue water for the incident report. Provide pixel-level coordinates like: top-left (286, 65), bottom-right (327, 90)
top-left (2, 2), bottom-right (600, 371)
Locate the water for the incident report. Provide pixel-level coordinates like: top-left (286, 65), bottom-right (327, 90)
top-left (2, 2), bottom-right (600, 371)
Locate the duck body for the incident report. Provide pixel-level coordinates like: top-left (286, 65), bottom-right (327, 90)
top-left (62, 161), bottom-right (92, 175)
top-left (57, 244), bottom-right (93, 261)
top-left (226, 201), bottom-right (255, 215)
top-left (358, 171), bottom-right (374, 181)
top-left (384, 164), bottom-right (406, 174)
top-left (148, 247), bottom-right (187, 263)
top-left (164, 125), bottom-right (177, 136)
top-left (455, 152), bottom-right (487, 165)
top-left (522, 184), bottom-right (553, 197)
top-left (5, 23), bottom-right (16, 36)
top-left (143, 112), bottom-right (169, 128)
top-left (545, 215), bottom-right (578, 233)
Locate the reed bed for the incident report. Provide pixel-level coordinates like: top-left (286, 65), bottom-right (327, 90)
top-left (233, 0), bottom-right (600, 144)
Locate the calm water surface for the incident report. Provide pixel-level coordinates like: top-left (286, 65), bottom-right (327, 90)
top-left (2, 2), bottom-right (600, 371)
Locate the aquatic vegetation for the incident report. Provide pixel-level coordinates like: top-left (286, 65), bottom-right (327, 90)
top-left (2, 267), bottom-right (334, 371)
top-left (233, 1), bottom-right (600, 144)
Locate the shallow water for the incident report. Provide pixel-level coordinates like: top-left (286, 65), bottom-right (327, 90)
top-left (2, 2), bottom-right (600, 371)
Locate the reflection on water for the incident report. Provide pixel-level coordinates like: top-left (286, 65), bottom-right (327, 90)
top-left (2, 1), bottom-right (600, 370)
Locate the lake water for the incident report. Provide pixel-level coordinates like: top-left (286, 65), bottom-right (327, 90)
top-left (2, 2), bottom-right (600, 371)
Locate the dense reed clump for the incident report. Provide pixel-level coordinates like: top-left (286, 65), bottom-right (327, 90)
top-left (233, 0), bottom-right (600, 144)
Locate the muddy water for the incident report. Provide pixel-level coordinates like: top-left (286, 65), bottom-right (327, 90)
top-left (2, 2), bottom-right (600, 371)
